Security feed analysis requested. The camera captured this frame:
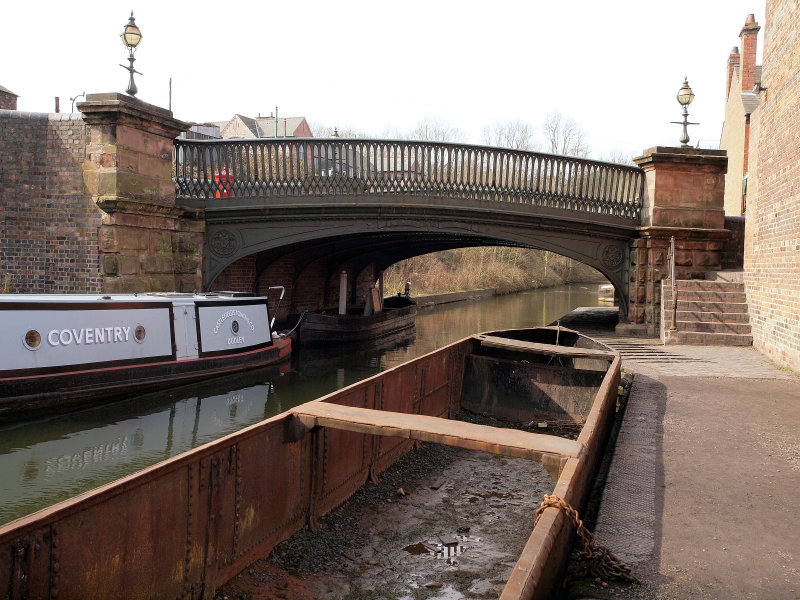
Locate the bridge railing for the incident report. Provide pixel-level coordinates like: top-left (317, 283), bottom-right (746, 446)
top-left (174, 139), bottom-right (644, 221)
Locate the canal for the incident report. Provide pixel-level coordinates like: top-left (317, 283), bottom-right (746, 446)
top-left (0, 284), bottom-right (606, 526)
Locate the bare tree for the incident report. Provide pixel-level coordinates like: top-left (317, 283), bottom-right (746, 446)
top-left (599, 150), bottom-right (635, 165)
top-left (308, 123), bottom-right (368, 138)
top-left (541, 112), bottom-right (590, 157)
top-left (481, 120), bottom-right (539, 151)
top-left (406, 118), bottom-right (467, 143)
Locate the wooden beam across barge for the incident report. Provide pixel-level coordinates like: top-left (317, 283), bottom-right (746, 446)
top-left (291, 402), bottom-right (584, 462)
top-left (474, 334), bottom-right (618, 361)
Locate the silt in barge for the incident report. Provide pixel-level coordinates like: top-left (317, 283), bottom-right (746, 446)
top-left (0, 325), bottom-right (620, 599)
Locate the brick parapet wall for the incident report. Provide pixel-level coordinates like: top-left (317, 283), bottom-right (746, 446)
top-left (0, 110), bottom-right (103, 293)
top-left (744, 0), bottom-right (800, 371)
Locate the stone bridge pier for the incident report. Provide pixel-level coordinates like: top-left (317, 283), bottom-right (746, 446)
top-left (623, 147), bottom-right (728, 336)
top-left (78, 94), bottom-right (203, 294)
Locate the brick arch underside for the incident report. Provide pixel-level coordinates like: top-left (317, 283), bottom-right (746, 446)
top-left (207, 224), bottom-right (632, 319)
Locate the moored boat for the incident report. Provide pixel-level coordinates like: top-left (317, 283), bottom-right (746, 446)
top-left (0, 324), bottom-right (619, 599)
top-left (290, 294), bottom-right (416, 345)
top-left (0, 291), bottom-right (291, 422)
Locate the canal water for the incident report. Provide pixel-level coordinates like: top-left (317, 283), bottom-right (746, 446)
top-left (0, 284), bottom-right (605, 526)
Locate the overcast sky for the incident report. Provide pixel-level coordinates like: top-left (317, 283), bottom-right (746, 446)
top-left (2, 0), bottom-right (765, 160)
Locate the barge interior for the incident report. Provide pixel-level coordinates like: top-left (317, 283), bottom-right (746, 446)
top-left (0, 325), bottom-right (620, 600)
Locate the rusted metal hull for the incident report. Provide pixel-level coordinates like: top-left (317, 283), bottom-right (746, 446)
top-left (0, 326), bottom-right (619, 600)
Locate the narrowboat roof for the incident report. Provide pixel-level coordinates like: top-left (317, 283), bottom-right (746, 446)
top-left (0, 292), bottom-right (258, 304)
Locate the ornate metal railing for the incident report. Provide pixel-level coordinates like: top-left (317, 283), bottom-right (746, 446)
top-left (174, 139), bottom-right (644, 221)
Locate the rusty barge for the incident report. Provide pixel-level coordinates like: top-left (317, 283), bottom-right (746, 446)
top-left (0, 325), bottom-right (620, 599)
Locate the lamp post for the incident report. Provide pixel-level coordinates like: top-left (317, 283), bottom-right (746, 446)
top-left (671, 77), bottom-right (698, 147)
top-left (119, 12), bottom-right (143, 96)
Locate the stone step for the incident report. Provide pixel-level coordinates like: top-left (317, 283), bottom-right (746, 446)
top-left (669, 320), bottom-right (753, 335)
top-left (663, 330), bottom-right (753, 346)
top-left (663, 289), bottom-right (748, 303)
top-left (670, 310), bottom-right (751, 324)
top-left (673, 280), bottom-right (744, 293)
top-left (704, 270), bottom-right (745, 283)
top-left (673, 300), bottom-right (750, 313)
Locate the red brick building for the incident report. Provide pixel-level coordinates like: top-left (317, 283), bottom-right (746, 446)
top-left (719, 15), bottom-right (761, 216)
top-left (214, 113), bottom-right (312, 139)
top-left (742, 0), bottom-right (800, 371)
top-left (0, 85), bottom-right (18, 110)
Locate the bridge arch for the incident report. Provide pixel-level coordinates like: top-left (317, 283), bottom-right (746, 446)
top-left (175, 139), bottom-right (643, 316)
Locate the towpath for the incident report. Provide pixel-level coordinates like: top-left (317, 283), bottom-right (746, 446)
top-left (570, 332), bottom-right (800, 599)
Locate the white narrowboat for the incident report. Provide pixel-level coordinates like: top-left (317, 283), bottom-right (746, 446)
top-left (0, 292), bottom-right (291, 422)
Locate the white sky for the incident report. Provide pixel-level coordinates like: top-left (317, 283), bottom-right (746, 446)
top-left (2, 0), bottom-right (765, 160)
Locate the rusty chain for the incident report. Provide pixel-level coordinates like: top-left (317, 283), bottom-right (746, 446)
top-left (534, 494), bottom-right (640, 584)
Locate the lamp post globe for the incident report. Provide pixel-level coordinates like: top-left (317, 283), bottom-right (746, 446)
top-left (120, 12), bottom-right (143, 96)
top-left (677, 77), bottom-right (695, 107)
top-left (672, 77), bottom-right (698, 147)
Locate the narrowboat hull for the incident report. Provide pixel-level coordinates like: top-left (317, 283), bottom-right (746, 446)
top-left (0, 293), bottom-right (291, 422)
top-left (0, 325), bottom-right (619, 600)
top-left (294, 296), bottom-right (416, 345)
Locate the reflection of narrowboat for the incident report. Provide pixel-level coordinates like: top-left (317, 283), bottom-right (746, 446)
top-left (291, 295), bottom-right (416, 346)
top-left (0, 292), bottom-right (291, 422)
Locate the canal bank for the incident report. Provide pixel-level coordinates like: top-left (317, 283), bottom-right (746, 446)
top-left (560, 324), bottom-right (800, 599)
top-left (412, 282), bottom-right (608, 310)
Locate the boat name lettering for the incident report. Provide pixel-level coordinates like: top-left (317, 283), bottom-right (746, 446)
top-left (212, 309), bottom-right (255, 334)
top-left (228, 336), bottom-right (244, 345)
top-left (45, 437), bottom-right (129, 474)
top-left (47, 326), bottom-right (132, 347)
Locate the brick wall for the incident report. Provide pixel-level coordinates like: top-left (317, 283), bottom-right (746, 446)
top-left (209, 252), bottom-right (382, 320)
top-left (0, 90), bottom-right (17, 111)
top-left (209, 255), bottom-right (257, 293)
top-left (720, 64), bottom-right (748, 216)
top-left (0, 110), bottom-right (103, 293)
top-left (744, 0), bottom-right (800, 370)
top-left (721, 216), bottom-right (745, 270)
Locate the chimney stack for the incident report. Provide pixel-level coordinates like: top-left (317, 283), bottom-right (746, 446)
top-left (727, 46), bottom-right (740, 98)
top-left (740, 14), bottom-right (760, 92)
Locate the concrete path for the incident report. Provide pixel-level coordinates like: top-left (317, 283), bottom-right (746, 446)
top-left (576, 336), bottom-right (800, 599)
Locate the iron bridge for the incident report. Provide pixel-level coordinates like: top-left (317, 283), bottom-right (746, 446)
top-left (174, 138), bottom-right (645, 309)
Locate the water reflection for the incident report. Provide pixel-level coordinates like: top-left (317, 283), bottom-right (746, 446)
top-left (0, 284), bottom-right (604, 525)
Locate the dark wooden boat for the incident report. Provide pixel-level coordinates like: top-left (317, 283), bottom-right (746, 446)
top-left (291, 294), bottom-right (416, 345)
top-left (0, 292), bottom-right (291, 422)
top-left (0, 325), bottom-right (620, 600)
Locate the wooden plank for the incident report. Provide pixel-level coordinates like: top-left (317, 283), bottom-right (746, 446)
top-left (291, 402), bottom-right (584, 461)
top-left (473, 334), bottom-right (617, 361)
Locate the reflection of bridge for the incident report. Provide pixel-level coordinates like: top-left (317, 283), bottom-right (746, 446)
top-left (174, 139), bottom-right (645, 312)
